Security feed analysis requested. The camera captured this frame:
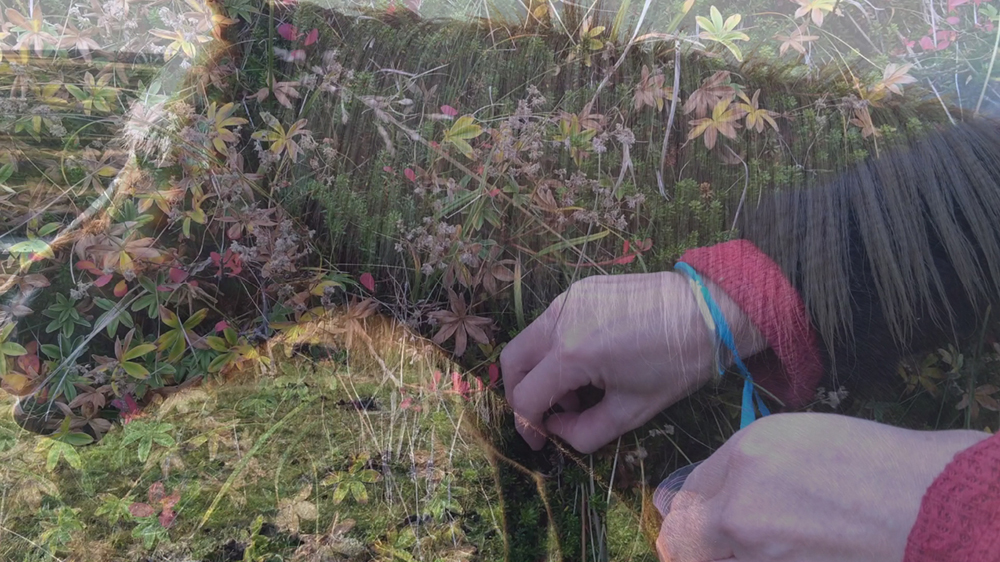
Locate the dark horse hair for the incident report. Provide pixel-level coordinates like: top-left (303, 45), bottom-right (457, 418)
top-left (740, 113), bottom-right (1000, 386)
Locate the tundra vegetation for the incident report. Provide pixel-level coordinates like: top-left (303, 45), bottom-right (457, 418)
top-left (2, 0), bottom-right (1000, 559)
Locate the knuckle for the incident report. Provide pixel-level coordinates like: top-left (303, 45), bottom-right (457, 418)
top-left (511, 383), bottom-right (531, 412)
top-left (717, 508), bottom-right (755, 546)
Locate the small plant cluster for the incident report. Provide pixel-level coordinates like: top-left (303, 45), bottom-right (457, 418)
top-left (0, 0), bottom-right (373, 444)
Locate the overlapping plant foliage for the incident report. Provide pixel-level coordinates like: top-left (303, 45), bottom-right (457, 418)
top-left (5, 0), bottom-right (1000, 448)
top-left (4, 0), bottom-right (1000, 557)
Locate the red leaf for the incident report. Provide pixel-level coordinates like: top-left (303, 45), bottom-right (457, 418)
top-left (148, 481), bottom-right (166, 503)
top-left (946, 15), bottom-right (961, 25)
top-left (305, 28), bottom-right (318, 46)
top-left (277, 23), bottom-right (299, 41)
top-left (95, 274), bottom-right (113, 287)
top-left (404, 168), bottom-right (416, 182)
top-left (159, 509), bottom-right (177, 528)
top-left (212, 250), bottom-right (243, 277)
top-left (360, 272), bottom-right (375, 292)
top-left (488, 363), bottom-right (499, 388)
top-left (112, 394), bottom-right (140, 414)
top-left (451, 372), bottom-right (470, 398)
top-left (215, 320), bottom-right (229, 333)
top-left (17, 344), bottom-right (39, 376)
top-left (948, 0), bottom-right (968, 11)
top-left (383, 166), bottom-right (395, 174)
top-left (169, 267), bottom-right (188, 283)
top-left (431, 370), bottom-right (442, 391)
top-left (622, 240), bottom-right (631, 254)
top-left (76, 260), bottom-right (100, 274)
top-left (400, 397), bottom-right (413, 410)
top-left (129, 503), bottom-right (156, 518)
top-left (440, 105), bottom-right (458, 117)
top-left (386, 1), bottom-right (397, 14)
top-left (114, 279), bottom-right (128, 297)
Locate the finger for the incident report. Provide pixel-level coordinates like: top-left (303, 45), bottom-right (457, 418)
top-left (556, 391), bottom-right (580, 412)
top-left (511, 352), bottom-right (590, 450)
top-left (658, 491), bottom-right (733, 562)
top-left (677, 446), bottom-right (733, 499)
top-left (500, 302), bottom-right (559, 405)
top-left (544, 399), bottom-right (624, 454)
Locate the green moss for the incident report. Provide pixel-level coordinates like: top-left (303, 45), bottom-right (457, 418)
top-left (0, 355), bottom-right (511, 561)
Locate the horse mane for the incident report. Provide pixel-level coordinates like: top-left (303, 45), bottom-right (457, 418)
top-left (741, 114), bottom-right (1000, 380)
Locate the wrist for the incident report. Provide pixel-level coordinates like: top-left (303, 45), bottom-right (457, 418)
top-left (904, 430), bottom-right (998, 562)
top-left (679, 239), bottom-right (825, 409)
top-left (700, 276), bottom-right (770, 363)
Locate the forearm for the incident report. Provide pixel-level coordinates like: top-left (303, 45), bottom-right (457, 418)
top-left (904, 429), bottom-right (1000, 562)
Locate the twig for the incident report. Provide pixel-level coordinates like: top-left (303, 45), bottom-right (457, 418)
top-left (606, 436), bottom-right (621, 506)
top-left (585, 0), bottom-right (656, 110)
top-left (975, 15), bottom-right (1000, 116)
top-left (927, 78), bottom-right (957, 125)
top-left (657, 40), bottom-right (682, 199)
top-left (727, 146), bottom-right (750, 232)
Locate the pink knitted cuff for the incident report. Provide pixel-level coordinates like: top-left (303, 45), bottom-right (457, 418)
top-left (904, 432), bottom-right (1000, 562)
top-left (679, 239), bottom-right (823, 409)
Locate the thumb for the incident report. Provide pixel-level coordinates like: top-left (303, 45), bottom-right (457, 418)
top-left (544, 400), bottom-right (623, 454)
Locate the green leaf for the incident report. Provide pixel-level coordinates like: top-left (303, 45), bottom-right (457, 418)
top-left (446, 116), bottom-right (483, 140)
top-left (64, 84), bottom-right (86, 101)
top-left (358, 469), bottom-right (380, 483)
top-left (152, 433), bottom-right (175, 447)
top-left (351, 481), bottom-right (368, 503)
top-left (535, 230), bottom-right (611, 257)
top-left (0, 163), bottom-right (13, 184)
top-left (8, 239), bottom-right (54, 258)
top-left (123, 344), bottom-right (156, 361)
top-left (208, 353), bottom-right (232, 373)
top-left (138, 438), bottom-right (153, 462)
top-left (1, 342), bottom-right (27, 356)
top-left (38, 222), bottom-right (61, 237)
top-left (121, 361), bottom-right (150, 379)
top-left (206, 336), bottom-right (230, 353)
top-left (184, 308), bottom-right (208, 330)
top-left (448, 138), bottom-right (475, 158)
top-left (332, 484), bottom-right (349, 504)
top-left (60, 432), bottom-right (95, 446)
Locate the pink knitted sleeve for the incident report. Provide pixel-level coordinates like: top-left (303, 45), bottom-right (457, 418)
top-left (679, 239), bottom-right (824, 409)
top-left (903, 431), bottom-right (1000, 562)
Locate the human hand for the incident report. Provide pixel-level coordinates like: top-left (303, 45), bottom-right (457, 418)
top-left (500, 271), bottom-right (767, 453)
top-left (655, 412), bottom-right (991, 562)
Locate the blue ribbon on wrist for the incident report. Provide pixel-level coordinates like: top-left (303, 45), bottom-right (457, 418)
top-left (674, 261), bottom-right (770, 429)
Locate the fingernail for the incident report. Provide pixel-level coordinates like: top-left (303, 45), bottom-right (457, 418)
top-left (653, 461), bottom-right (703, 517)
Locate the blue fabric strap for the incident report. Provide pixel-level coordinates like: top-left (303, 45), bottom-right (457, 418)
top-left (674, 261), bottom-right (771, 429)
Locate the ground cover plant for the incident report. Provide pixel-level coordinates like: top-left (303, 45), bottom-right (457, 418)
top-left (5, 0), bottom-right (1000, 558)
